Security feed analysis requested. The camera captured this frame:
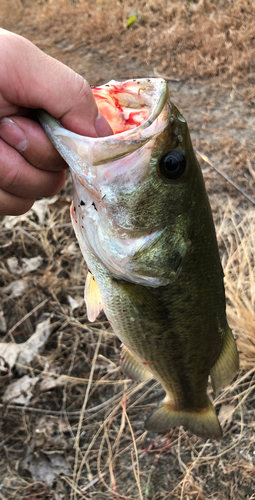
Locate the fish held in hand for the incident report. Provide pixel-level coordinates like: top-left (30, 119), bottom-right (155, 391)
top-left (39, 78), bottom-right (239, 439)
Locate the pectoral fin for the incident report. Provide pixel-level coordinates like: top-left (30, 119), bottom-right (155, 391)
top-left (84, 271), bottom-right (103, 322)
top-left (120, 345), bottom-right (153, 382)
top-left (210, 326), bottom-right (239, 394)
top-left (145, 396), bottom-right (222, 439)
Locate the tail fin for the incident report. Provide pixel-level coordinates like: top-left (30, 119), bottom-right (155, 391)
top-left (210, 326), bottom-right (239, 394)
top-left (145, 396), bottom-right (222, 439)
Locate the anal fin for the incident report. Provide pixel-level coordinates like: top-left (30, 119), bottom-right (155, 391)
top-left (145, 396), bottom-right (222, 439)
top-left (120, 345), bottom-right (153, 382)
top-left (84, 271), bottom-right (103, 322)
top-left (210, 326), bottom-right (239, 394)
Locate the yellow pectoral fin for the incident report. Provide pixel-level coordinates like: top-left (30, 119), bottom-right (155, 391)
top-left (84, 271), bottom-right (103, 322)
top-left (120, 345), bottom-right (154, 382)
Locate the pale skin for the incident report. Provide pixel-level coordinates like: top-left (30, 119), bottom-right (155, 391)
top-left (0, 29), bottom-right (112, 216)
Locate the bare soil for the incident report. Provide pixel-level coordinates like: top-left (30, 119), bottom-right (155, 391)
top-left (0, 1), bottom-right (255, 499)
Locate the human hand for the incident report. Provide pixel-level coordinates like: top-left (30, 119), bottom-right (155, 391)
top-left (0, 29), bottom-right (112, 216)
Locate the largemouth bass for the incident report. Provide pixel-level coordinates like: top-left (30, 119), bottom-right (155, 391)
top-left (39, 78), bottom-right (239, 439)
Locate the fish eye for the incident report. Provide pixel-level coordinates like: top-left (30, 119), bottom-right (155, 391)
top-left (159, 149), bottom-right (186, 180)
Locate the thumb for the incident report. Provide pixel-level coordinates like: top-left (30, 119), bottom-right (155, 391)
top-left (0, 29), bottom-right (112, 137)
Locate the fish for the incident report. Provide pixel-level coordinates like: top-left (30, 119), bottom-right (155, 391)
top-left (38, 78), bottom-right (239, 439)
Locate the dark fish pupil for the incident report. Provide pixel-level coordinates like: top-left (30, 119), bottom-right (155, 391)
top-left (165, 156), bottom-right (179, 172)
top-left (160, 149), bottom-right (186, 180)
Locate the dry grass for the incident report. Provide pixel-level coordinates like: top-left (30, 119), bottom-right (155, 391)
top-left (0, 0), bottom-right (255, 498)
top-left (1, 0), bottom-right (255, 92)
top-left (217, 205), bottom-right (255, 371)
top-left (0, 174), bottom-right (254, 500)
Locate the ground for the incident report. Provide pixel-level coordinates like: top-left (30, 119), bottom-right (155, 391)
top-left (0, 1), bottom-right (255, 499)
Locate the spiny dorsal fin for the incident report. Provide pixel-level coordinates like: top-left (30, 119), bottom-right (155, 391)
top-left (84, 271), bottom-right (103, 322)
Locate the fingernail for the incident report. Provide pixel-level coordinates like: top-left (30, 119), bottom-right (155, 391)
top-left (0, 117), bottom-right (28, 152)
top-left (95, 112), bottom-right (113, 137)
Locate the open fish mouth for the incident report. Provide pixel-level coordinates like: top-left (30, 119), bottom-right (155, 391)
top-left (91, 78), bottom-right (168, 134)
top-left (38, 78), bottom-right (169, 169)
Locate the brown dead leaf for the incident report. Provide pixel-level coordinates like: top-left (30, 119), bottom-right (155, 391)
top-left (39, 374), bottom-right (68, 392)
top-left (218, 403), bottom-right (236, 428)
top-left (2, 374), bottom-right (39, 404)
top-left (67, 294), bottom-right (83, 311)
top-left (24, 451), bottom-right (70, 486)
top-left (7, 256), bottom-right (43, 275)
top-left (0, 308), bottom-right (7, 333)
top-left (0, 315), bottom-right (52, 374)
top-left (3, 279), bottom-right (27, 298)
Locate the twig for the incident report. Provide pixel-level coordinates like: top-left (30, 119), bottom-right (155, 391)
top-left (20, 228), bottom-right (45, 248)
top-left (180, 439), bottom-right (209, 500)
top-left (123, 405), bottom-right (144, 500)
top-left (0, 391), bottom-right (124, 416)
top-left (177, 430), bottom-right (187, 473)
top-left (81, 472), bottom-right (106, 492)
top-left (196, 150), bottom-right (255, 206)
top-left (7, 298), bottom-right (49, 336)
top-left (80, 398), bottom-right (126, 493)
top-left (72, 332), bottom-right (102, 500)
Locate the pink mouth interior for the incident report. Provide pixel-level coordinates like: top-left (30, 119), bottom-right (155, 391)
top-left (92, 82), bottom-right (151, 135)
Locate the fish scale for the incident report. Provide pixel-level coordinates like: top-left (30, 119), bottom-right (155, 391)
top-left (39, 78), bottom-right (239, 439)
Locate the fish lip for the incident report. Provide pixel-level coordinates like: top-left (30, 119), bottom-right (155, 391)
top-left (38, 78), bottom-right (169, 168)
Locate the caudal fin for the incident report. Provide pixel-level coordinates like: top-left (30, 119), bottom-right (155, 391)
top-left (145, 397), bottom-right (222, 439)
